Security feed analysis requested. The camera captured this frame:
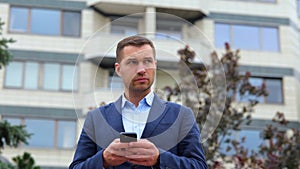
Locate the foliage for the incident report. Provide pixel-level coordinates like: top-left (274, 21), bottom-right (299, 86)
top-left (259, 112), bottom-right (300, 169)
top-left (0, 121), bottom-right (31, 151)
top-left (163, 43), bottom-right (271, 168)
top-left (0, 21), bottom-right (39, 169)
top-left (0, 18), bottom-right (15, 69)
top-left (12, 152), bottom-right (40, 169)
top-left (0, 161), bottom-right (15, 169)
top-left (0, 152), bottom-right (40, 169)
top-left (0, 121), bottom-right (41, 169)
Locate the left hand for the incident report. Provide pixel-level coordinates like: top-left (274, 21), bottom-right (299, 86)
top-left (125, 139), bottom-right (159, 166)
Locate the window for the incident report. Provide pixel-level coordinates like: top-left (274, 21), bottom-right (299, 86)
top-left (57, 121), bottom-right (76, 148)
top-left (26, 119), bottom-right (55, 147)
top-left (236, 77), bottom-right (283, 104)
top-left (9, 6), bottom-right (81, 37)
top-left (43, 63), bottom-right (60, 90)
top-left (62, 65), bottom-right (77, 91)
top-left (215, 23), bottom-right (279, 52)
top-left (156, 19), bottom-right (182, 40)
top-left (4, 62), bottom-right (23, 88)
top-left (31, 8), bottom-right (60, 35)
top-left (111, 16), bottom-right (138, 36)
top-left (9, 7), bottom-right (28, 32)
top-left (4, 61), bottom-right (77, 91)
top-left (63, 11), bottom-right (81, 37)
top-left (3, 117), bottom-right (76, 149)
top-left (219, 129), bottom-right (262, 156)
top-left (24, 62), bottom-right (39, 89)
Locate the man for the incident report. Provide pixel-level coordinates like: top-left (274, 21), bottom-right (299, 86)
top-left (69, 35), bottom-right (208, 169)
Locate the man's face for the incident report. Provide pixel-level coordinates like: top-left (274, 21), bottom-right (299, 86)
top-left (115, 44), bottom-right (156, 95)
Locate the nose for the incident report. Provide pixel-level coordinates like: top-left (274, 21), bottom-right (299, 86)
top-left (136, 63), bottom-right (146, 74)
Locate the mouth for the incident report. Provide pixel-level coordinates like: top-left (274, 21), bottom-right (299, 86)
top-left (134, 78), bottom-right (148, 83)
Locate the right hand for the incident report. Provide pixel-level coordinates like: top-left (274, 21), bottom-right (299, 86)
top-left (102, 138), bottom-right (129, 167)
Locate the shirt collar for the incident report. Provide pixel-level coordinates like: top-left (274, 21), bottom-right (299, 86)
top-left (121, 91), bottom-right (154, 108)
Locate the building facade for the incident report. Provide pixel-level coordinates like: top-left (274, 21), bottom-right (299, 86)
top-left (0, 0), bottom-right (299, 168)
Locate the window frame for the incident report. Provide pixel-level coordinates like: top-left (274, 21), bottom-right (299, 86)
top-left (2, 116), bottom-right (77, 149)
top-left (9, 5), bottom-right (81, 37)
top-left (215, 22), bottom-right (280, 52)
top-left (4, 60), bottom-right (78, 92)
top-left (110, 16), bottom-right (139, 36)
top-left (235, 76), bottom-right (284, 104)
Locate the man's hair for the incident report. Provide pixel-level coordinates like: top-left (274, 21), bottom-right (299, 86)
top-left (116, 35), bottom-right (156, 63)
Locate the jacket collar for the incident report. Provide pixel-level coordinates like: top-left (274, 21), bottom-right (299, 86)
top-left (106, 94), bottom-right (168, 138)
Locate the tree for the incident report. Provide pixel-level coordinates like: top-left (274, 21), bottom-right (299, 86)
top-left (163, 43), bottom-right (268, 168)
top-left (0, 18), bottom-right (15, 69)
top-left (0, 121), bottom-right (31, 150)
top-left (0, 20), bottom-right (40, 169)
top-left (0, 120), bottom-right (40, 169)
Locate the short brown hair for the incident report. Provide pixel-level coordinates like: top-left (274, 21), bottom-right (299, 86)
top-left (116, 35), bottom-right (156, 63)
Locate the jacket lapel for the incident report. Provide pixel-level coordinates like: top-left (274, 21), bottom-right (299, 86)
top-left (141, 94), bottom-right (168, 138)
top-left (102, 96), bottom-right (125, 133)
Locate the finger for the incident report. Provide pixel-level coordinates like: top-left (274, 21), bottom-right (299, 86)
top-left (127, 158), bottom-right (157, 166)
top-left (126, 147), bottom-right (153, 156)
top-left (129, 139), bottom-right (156, 148)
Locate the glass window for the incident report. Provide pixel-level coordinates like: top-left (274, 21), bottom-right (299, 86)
top-left (3, 117), bottom-right (76, 149)
top-left (57, 121), bottom-right (76, 148)
top-left (218, 130), bottom-right (235, 155)
top-left (9, 6), bottom-right (81, 37)
top-left (2, 117), bottom-right (21, 126)
top-left (262, 27), bottom-right (279, 52)
top-left (233, 25), bottom-right (260, 50)
top-left (63, 11), bottom-right (81, 36)
top-left (26, 119), bottom-right (55, 147)
top-left (215, 23), bottom-right (279, 52)
top-left (31, 8), bottom-right (60, 35)
top-left (5, 62), bottom-right (23, 88)
top-left (62, 65), bottom-right (75, 91)
top-left (4, 61), bottom-right (77, 92)
top-left (237, 77), bottom-right (264, 103)
top-left (43, 63), bottom-right (60, 90)
top-left (111, 17), bottom-right (138, 36)
top-left (9, 7), bottom-right (29, 32)
top-left (236, 77), bottom-right (283, 104)
top-left (239, 130), bottom-right (262, 153)
top-left (219, 129), bottom-right (262, 156)
top-left (156, 21), bottom-right (182, 40)
top-left (215, 23), bottom-right (230, 48)
top-left (265, 78), bottom-right (283, 103)
top-left (24, 62), bottom-right (39, 89)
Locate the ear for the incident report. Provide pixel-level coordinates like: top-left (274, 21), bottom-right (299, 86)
top-left (115, 63), bottom-right (121, 77)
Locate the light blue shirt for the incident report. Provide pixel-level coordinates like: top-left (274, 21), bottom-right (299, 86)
top-left (121, 92), bottom-right (154, 139)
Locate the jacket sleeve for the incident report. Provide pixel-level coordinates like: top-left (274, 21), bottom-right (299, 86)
top-left (159, 107), bottom-right (208, 169)
top-left (69, 111), bottom-right (105, 169)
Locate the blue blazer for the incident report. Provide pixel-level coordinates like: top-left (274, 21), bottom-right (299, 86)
top-left (69, 94), bottom-right (208, 169)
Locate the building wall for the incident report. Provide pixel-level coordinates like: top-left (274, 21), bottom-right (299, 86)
top-left (0, 0), bottom-right (300, 168)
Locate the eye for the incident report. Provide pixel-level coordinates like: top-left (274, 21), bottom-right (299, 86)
top-left (127, 60), bottom-right (138, 65)
top-left (144, 59), bottom-right (153, 65)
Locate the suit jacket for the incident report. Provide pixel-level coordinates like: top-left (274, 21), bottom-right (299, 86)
top-left (69, 94), bottom-right (208, 169)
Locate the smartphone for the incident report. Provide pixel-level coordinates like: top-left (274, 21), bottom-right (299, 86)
top-left (120, 132), bottom-right (137, 143)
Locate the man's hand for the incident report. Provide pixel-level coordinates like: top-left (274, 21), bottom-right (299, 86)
top-left (102, 139), bottom-right (129, 168)
top-left (125, 139), bottom-right (159, 166)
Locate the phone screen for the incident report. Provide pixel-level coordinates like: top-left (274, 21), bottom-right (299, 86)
top-left (120, 132), bottom-right (137, 143)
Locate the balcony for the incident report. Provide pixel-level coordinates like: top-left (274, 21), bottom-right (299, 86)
top-left (87, 0), bottom-right (208, 22)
